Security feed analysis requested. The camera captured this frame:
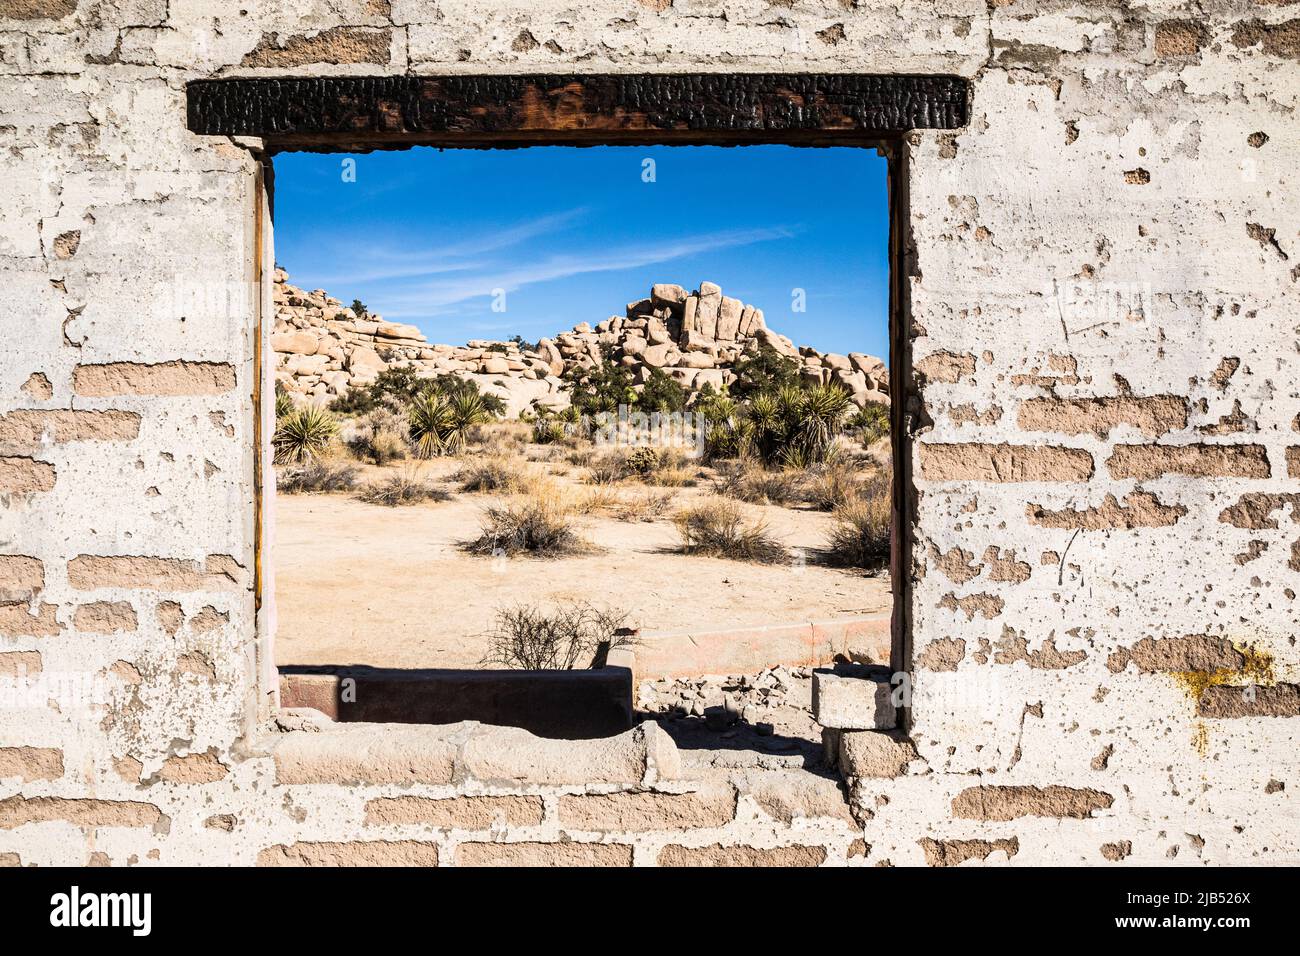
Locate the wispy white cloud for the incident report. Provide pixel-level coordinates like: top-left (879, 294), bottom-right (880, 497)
top-left (374, 225), bottom-right (797, 318)
top-left (311, 208), bottom-right (591, 285)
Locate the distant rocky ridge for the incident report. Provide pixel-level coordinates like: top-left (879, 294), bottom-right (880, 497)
top-left (272, 270), bottom-right (889, 418)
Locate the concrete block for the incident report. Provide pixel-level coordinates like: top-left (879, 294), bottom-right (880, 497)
top-left (812, 667), bottom-right (896, 730)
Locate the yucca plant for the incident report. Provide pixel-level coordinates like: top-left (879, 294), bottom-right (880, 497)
top-left (408, 392), bottom-right (453, 458)
top-left (444, 390), bottom-right (494, 453)
top-left (532, 417), bottom-right (567, 445)
top-left (273, 405), bottom-right (338, 464)
top-left (274, 389), bottom-right (295, 422)
top-left (794, 381), bottom-right (854, 463)
top-left (409, 388), bottom-right (494, 457)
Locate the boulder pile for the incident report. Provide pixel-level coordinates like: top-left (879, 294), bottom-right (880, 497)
top-left (272, 270), bottom-right (889, 417)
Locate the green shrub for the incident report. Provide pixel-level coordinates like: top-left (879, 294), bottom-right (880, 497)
top-left (274, 387), bottom-right (295, 422)
top-left (563, 351), bottom-right (637, 415)
top-left (728, 345), bottom-right (802, 401)
top-left (273, 406), bottom-right (339, 464)
top-left (351, 298), bottom-right (368, 317)
top-left (674, 498), bottom-right (788, 564)
top-left (329, 366), bottom-right (505, 418)
top-left (409, 388), bottom-right (494, 457)
top-left (638, 367), bottom-right (687, 413)
top-left (626, 446), bottom-right (661, 476)
top-left (847, 401), bottom-right (890, 446)
top-left (532, 417), bottom-right (567, 445)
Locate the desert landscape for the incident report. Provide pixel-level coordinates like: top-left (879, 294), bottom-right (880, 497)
top-left (271, 270), bottom-right (893, 753)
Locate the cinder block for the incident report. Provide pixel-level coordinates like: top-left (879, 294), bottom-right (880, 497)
top-left (812, 668), bottom-right (896, 730)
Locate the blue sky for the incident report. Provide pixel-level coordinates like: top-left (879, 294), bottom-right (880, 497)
top-left (272, 145), bottom-right (890, 359)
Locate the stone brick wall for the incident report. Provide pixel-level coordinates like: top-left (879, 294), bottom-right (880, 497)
top-left (1, 1), bottom-right (1296, 865)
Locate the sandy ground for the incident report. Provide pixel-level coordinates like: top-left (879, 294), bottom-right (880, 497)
top-left (272, 457), bottom-right (891, 671)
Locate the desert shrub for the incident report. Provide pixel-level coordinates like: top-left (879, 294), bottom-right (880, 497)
top-left (626, 446), bottom-right (661, 476)
top-left (847, 401), bottom-right (890, 446)
top-left (357, 470), bottom-right (452, 506)
top-left (728, 344), bottom-right (802, 401)
top-left (274, 386), bottom-right (295, 421)
top-left (409, 387), bottom-right (494, 457)
top-left (474, 420), bottom-right (530, 456)
top-left (714, 464), bottom-right (802, 506)
top-left (586, 450), bottom-right (630, 485)
top-left (481, 602), bottom-right (636, 670)
top-left (532, 417), bottom-right (567, 445)
top-left (804, 461), bottom-right (865, 511)
top-left (273, 405), bottom-right (339, 464)
top-left (673, 498), bottom-right (788, 564)
top-left (563, 352), bottom-right (637, 415)
top-left (573, 485), bottom-right (621, 515)
top-left (456, 456), bottom-right (532, 494)
top-left (616, 490), bottom-right (675, 522)
top-left (825, 479), bottom-right (891, 568)
top-left (467, 493), bottom-right (584, 557)
top-left (696, 393), bottom-right (755, 462)
top-left (277, 459), bottom-right (358, 494)
top-left (638, 367), bottom-right (687, 413)
top-left (748, 382), bottom-right (854, 468)
top-left (565, 444), bottom-right (597, 468)
top-left (509, 333), bottom-right (539, 353)
top-left (351, 298), bottom-right (368, 317)
top-left (645, 466), bottom-right (697, 488)
top-left (330, 366), bottom-right (505, 418)
top-left (347, 407), bottom-right (409, 464)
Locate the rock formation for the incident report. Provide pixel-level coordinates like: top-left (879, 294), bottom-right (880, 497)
top-left (272, 270), bottom-right (889, 417)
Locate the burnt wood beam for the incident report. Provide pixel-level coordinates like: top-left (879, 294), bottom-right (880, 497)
top-left (186, 74), bottom-right (968, 146)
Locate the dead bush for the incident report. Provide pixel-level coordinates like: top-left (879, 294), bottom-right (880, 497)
top-left (804, 461), bottom-right (866, 511)
top-left (825, 475), bottom-right (891, 568)
top-left (674, 498), bottom-right (788, 564)
top-left (714, 463), bottom-right (802, 505)
top-left (615, 490), bottom-right (675, 522)
top-left (481, 602), bottom-right (637, 670)
top-left (357, 466), bottom-right (452, 506)
top-left (467, 491), bottom-right (585, 557)
top-left (586, 450), bottom-right (631, 485)
top-left (277, 459), bottom-right (359, 494)
top-left (456, 455), bottom-right (533, 494)
top-left (347, 408), bottom-right (409, 464)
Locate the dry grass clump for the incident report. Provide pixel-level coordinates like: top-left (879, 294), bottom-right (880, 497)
top-left (673, 497), bottom-right (788, 564)
top-left (826, 497), bottom-right (890, 569)
top-left (277, 458), bottom-right (359, 494)
top-left (644, 466), bottom-right (698, 488)
top-left (467, 489), bottom-right (586, 557)
top-left (615, 490), bottom-right (676, 522)
top-left (825, 470), bottom-right (891, 568)
top-left (347, 408), bottom-right (409, 465)
top-left (481, 602), bottom-right (637, 670)
top-left (357, 467), bottom-right (452, 506)
top-left (572, 485), bottom-right (621, 515)
top-left (586, 450), bottom-right (631, 485)
top-left (565, 444), bottom-right (598, 468)
top-left (714, 464), bottom-right (802, 506)
top-left (456, 455), bottom-right (537, 494)
top-left (803, 460), bottom-right (866, 511)
top-left (472, 420), bottom-right (530, 456)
